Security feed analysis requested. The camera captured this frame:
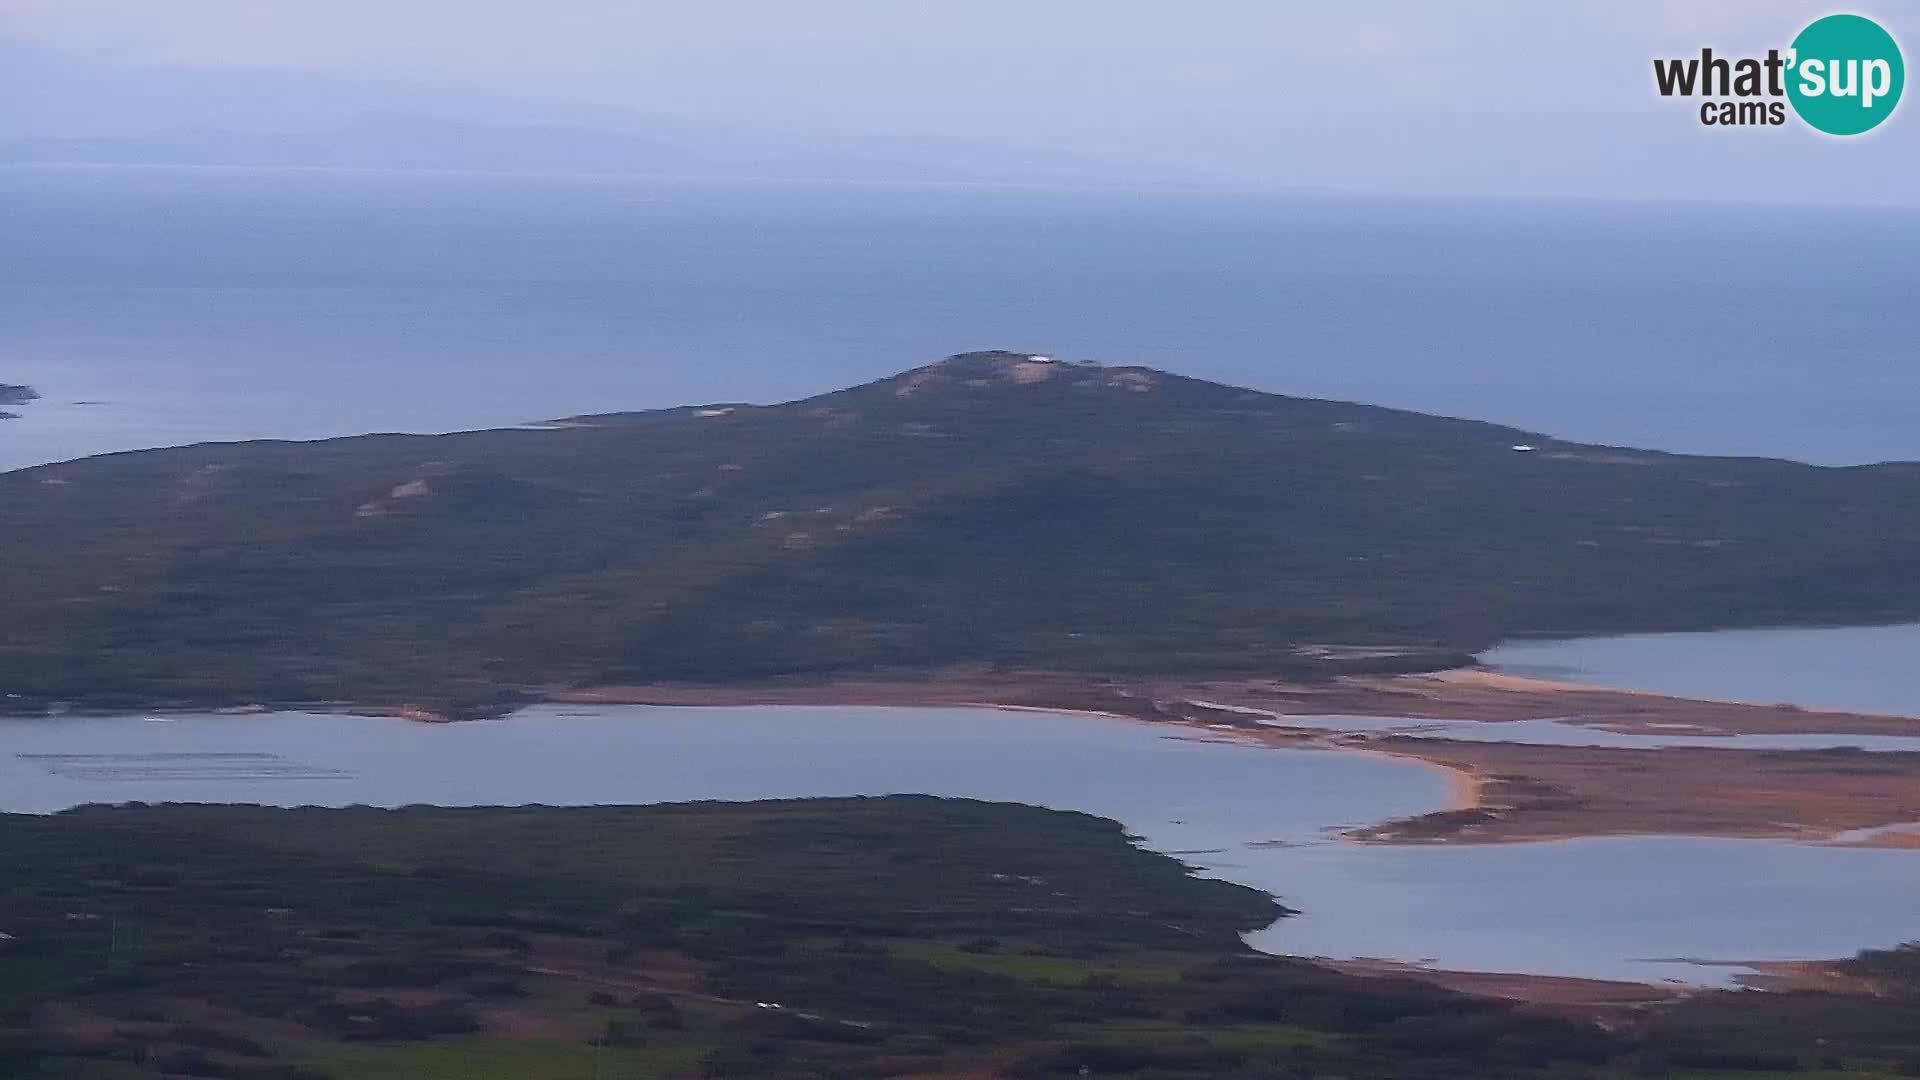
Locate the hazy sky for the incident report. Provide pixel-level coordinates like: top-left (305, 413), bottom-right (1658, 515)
top-left (1, 1), bottom-right (1912, 203)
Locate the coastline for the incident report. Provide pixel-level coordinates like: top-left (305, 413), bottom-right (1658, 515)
top-left (1319, 959), bottom-right (1687, 1011)
top-left (1321, 742), bottom-right (1488, 814)
top-left (1434, 666), bottom-right (1920, 726)
top-left (19, 675), bottom-right (1916, 1009)
top-left (19, 669), bottom-right (1920, 849)
top-left (547, 667), bottom-right (1920, 735)
top-left (545, 673), bottom-right (1920, 848)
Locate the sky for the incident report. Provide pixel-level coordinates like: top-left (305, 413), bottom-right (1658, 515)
top-left (0, 0), bottom-right (1913, 204)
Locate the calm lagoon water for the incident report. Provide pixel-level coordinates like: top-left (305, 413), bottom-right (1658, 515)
top-left (1485, 625), bottom-right (1920, 717)
top-left (4, 704), bottom-right (1914, 985)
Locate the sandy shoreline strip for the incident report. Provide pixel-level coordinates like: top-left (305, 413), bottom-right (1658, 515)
top-left (547, 676), bottom-right (1920, 848)
top-left (1426, 668), bottom-right (1920, 727)
top-left (969, 700), bottom-right (1496, 817)
top-left (1299, 742), bottom-right (1487, 813)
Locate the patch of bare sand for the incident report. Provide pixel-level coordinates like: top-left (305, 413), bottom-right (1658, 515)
top-left (1323, 959), bottom-right (1684, 1011)
top-left (1425, 669), bottom-right (1594, 694)
top-left (1409, 669), bottom-right (1920, 731)
top-left (1134, 673), bottom-right (1905, 740)
top-left (1347, 739), bottom-right (1920, 845)
top-left (1735, 960), bottom-right (1889, 995)
top-left (1835, 827), bottom-right (1920, 849)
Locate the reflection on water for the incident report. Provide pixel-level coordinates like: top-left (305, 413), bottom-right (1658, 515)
top-left (3, 705), bottom-right (1915, 985)
top-left (17, 751), bottom-right (354, 781)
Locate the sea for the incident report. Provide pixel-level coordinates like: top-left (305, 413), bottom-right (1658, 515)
top-left (4, 163), bottom-right (1919, 472)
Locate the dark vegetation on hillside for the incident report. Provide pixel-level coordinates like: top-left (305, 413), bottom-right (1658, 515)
top-left (7, 351), bottom-right (1920, 706)
top-left (4, 798), bottom-right (1915, 1079)
top-left (1848, 945), bottom-right (1920, 996)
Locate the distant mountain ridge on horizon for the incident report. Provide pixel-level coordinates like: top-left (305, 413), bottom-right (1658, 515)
top-left (0, 112), bottom-right (1222, 188)
top-left (6, 349), bottom-right (1920, 708)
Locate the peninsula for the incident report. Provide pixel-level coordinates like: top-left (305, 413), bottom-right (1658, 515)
top-left (8, 350), bottom-right (1920, 846)
top-left (7, 350), bottom-right (1920, 709)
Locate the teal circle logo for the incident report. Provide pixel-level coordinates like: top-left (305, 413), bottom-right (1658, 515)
top-left (1787, 14), bottom-right (1904, 135)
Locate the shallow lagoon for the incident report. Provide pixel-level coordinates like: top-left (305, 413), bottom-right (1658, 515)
top-left (1485, 624), bottom-right (1920, 717)
top-left (4, 704), bottom-right (1915, 985)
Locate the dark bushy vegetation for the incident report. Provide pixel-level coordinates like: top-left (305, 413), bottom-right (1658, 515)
top-left (3, 798), bottom-right (1915, 1078)
top-left (1848, 943), bottom-right (1920, 994)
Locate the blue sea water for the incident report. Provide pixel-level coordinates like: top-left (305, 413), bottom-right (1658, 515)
top-left (4, 164), bottom-right (1919, 472)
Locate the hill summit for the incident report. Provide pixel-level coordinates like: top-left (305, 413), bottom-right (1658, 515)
top-left (5, 352), bottom-right (1920, 706)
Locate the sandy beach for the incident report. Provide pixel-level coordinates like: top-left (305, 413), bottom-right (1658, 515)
top-left (1320, 743), bottom-right (1488, 813)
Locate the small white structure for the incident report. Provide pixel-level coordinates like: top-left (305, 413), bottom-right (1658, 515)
top-left (1026, 354), bottom-right (1054, 364)
top-left (1510, 444), bottom-right (1538, 453)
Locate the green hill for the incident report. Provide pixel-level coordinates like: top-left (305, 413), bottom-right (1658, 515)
top-left (6, 350), bottom-right (1920, 706)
